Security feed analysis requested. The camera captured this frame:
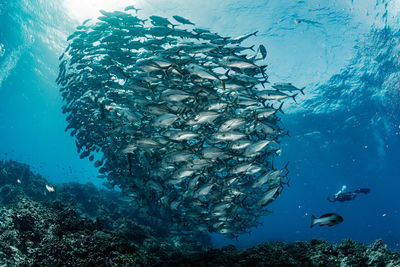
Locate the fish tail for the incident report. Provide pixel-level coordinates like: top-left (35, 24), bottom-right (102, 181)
top-left (224, 69), bottom-right (230, 78)
top-left (260, 80), bottom-right (266, 88)
top-left (259, 65), bottom-right (267, 74)
top-left (283, 161), bottom-right (289, 171)
top-left (311, 215), bottom-right (317, 228)
top-left (285, 177), bottom-right (290, 187)
top-left (286, 130), bottom-right (291, 137)
top-left (249, 45), bottom-right (255, 51)
top-left (291, 93), bottom-right (298, 103)
top-left (277, 102), bottom-right (285, 114)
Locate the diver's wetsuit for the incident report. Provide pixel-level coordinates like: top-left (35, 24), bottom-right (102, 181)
top-left (327, 188), bottom-right (370, 202)
top-left (355, 188), bottom-right (370, 194)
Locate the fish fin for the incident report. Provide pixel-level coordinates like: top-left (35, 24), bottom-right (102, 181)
top-left (291, 93), bottom-right (299, 103)
top-left (259, 65), bottom-right (267, 74)
top-left (260, 78), bottom-right (269, 87)
top-left (277, 102), bottom-right (285, 114)
top-left (283, 161), bottom-right (289, 172)
top-left (249, 54), bottom-right (257, 61)
top-left (311, 214), bottom-right (317, 228)
top-left (232, 96), bottom-right (239, 108)
top-left (224, 69), bottom-right (230, 78)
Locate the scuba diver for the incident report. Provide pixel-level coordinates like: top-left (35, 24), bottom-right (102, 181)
top-left (327, 185), bottom-right (370, 202)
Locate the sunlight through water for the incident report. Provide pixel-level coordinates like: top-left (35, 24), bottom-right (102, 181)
top-left (63, 0), bottom-right (142, 22)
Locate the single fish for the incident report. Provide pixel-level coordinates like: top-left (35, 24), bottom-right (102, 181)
top-left (153, 113), bottom-right (179, 127)
top-left (149, 15), bottom-right (174, 27)
top-left (219, 118), bottom-right (246, 132)
top-left (272, 82), bottom-right (305, 95)
top-left (258, 186), bottom-right (280, 206)
top-left (187, 111), bottom-right (220, 125)
top-left (212, 131), bottom-right (246, 141)
top-left (124, 5), bottom-right (141, 13)
top-left (173, 15), bottom-right (195, 25)
top-left (311, 213), bottom-right (344, 228)
top-left (243, 140), bottom-right (272, 157)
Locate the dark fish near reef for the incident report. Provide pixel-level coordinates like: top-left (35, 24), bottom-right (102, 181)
top-left (310, 213), bottom-right (344, 228)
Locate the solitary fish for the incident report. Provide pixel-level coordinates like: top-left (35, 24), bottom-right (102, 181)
top-left (46, 185), bottom-right (55, 193)
top-left (272, 82), bottom-right (305, 95)
top-left (310, 213), bottom-right (343, 228)
top-left (173, 15), bottom-right (195, 25)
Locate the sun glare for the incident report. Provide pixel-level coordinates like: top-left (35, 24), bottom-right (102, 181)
top-left (63, 0), bottom-right (140, 22)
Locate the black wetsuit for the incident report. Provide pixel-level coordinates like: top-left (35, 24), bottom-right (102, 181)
top-left (327, 188), bottom-right (370, 202)
top-left (354, 188), bottom-right (370, 194)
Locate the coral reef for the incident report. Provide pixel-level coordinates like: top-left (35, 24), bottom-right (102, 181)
top-left (0, 198), bottom-right (144, 266)
top-left (1, 160), bottom-right (399, 266)
top-left (162, 239), bottom-right (400, 266)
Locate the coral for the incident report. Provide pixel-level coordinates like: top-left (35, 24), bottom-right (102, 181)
top-left (157, 239), bottom-right (400, 266)
top-left (0, 197), bottom-right (144, 266)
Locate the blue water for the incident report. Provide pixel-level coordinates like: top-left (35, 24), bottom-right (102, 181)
top-left (1, 0), bottom-right (399, 250)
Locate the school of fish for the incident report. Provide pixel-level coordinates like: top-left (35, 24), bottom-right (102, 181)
top-left (56, 7), bottom-right (303, 238)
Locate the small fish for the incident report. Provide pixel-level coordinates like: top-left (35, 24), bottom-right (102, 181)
top-left (124, 5), bottom-right (141, 13)
top-left (150, 15), bottom-right (174, 27)
top-left (46, 185), bottom-right (55, 193)
top-left (272, 82), bottom-right (305, 95)
top-left (187, 111), bottom-right (220, 125)
top-left (212, 131), bottom-right (246, 141)
top-left (310, 213), bottom-right (344, 228)
top-left (136, 138), bottom-right (162, 149)
top-left (164, 130), bottom-right (198, 141)
top-left (173, 15), bottom-right (195, 25)
top-left (231, 31), bottom-right (258, 43)
top-left (258, 90), bottom-right (298, 102)
top-left (164, 150), bottom-right (194, 163)
top-left (193, 28), bottom-right (210, 34)
top-left (186, 64), bottom-right (220, 81)
top-left (220, 57), bottom-right (259, 69)
top-left (219, 118), bottom-right (246, 132)
top-left (196, 183), bottom-right (214, 196)
top-left (258, 186), bottom-right (280, 206)
top-left (230, 140), bottom-right (252, 150)
top-left (259, 44), bottom-right (267, 60)
top-left (243, 140), bottom-right (272, 157)
top-left (202, 147), bottom-right (229, 160)
top-left (153, 113), bottom-right (179, 127)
